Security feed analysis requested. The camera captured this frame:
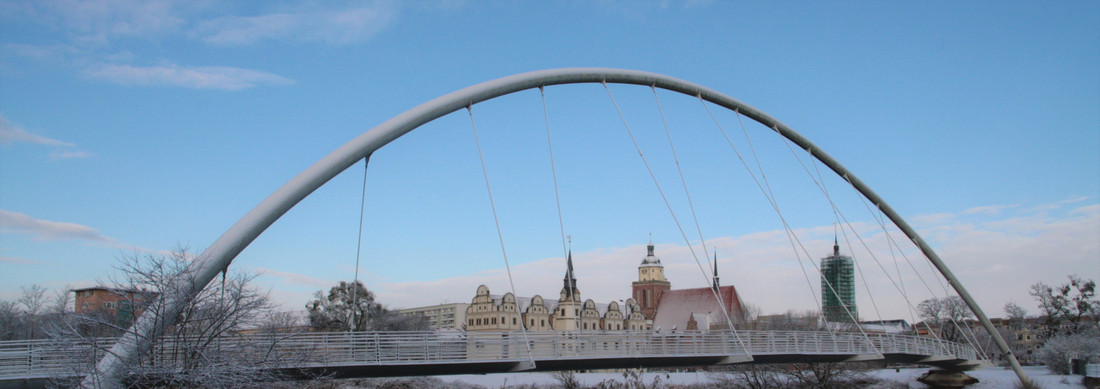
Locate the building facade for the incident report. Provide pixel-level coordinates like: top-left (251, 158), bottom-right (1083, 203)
top-left (464, 250), bottom-right (648, 332)
top-left (397, 303), bottom-right (468, 330)
top-left (73, 287), bottom-right (148, 323)
top-left (454, 240), bottom-right (744, 333)
top-left (820, 239), bottom-right (857, 322)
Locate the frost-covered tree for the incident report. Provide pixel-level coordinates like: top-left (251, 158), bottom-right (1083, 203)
top-left (1030, 275), bottom-right (1098, 338)
top-left (306, 280), bottom-right (428, 332)
top-left (917, 296), bottom-right (974, 343)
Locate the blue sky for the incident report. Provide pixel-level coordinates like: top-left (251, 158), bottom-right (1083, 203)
top-left (1, 1), bottom-right (1097, 321)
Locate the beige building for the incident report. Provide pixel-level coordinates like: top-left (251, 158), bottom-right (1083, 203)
top-left (465, 251), bottom-right (647, 332)
top-left (407, 240), bottom-right (744, 334)
top-left (397, 303), bottom-right (468, 330)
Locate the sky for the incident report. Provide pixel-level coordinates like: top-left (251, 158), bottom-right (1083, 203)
top-left (1, 1), bottom-right (1098, 324)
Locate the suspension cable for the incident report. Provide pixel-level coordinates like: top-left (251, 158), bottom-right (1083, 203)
top-left (539, 87), bottom-right (570, 263)
top-left (603, 83), bottom-right (748, 353)
top-left (351, 156), bottom-right (369, 332)
top-left (651, 86), bottom-right (745, 337)
top-left (539, 87), bottom-right (580, 330)
top-left (707, 99), bottom-right (879, 354)
top-left (780, 140), bottom-right (885, 324)
top-left (775, 136), bottom-right (952, 354)
top-left (699, 101), bottom-right (814, 309)
top-left (651, 86), bottom-right (712, 268)
top-left (846, 182), bottom-right (989, 359)
top-left (466, 105), bottom-right (535, 365)
top-left (842, 175), bottom-right (978, 356)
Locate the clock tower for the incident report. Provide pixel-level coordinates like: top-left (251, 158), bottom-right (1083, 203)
top-left (631, 241), bottom-right (671, 321)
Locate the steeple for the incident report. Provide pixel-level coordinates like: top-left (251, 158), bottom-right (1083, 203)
top-left (712, 250), bottom-right (720, 291)
top-left (833, 235), bottom-right (840, 256)
top-left (561, 250), bottom-right (579, 301)
top-left (641, 241), bottom-right (661, 266)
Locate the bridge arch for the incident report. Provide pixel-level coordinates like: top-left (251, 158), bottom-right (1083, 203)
top-left (89, 68), bottom-right (1028, 386)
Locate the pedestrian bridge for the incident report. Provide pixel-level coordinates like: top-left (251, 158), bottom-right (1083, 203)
top-left (0, 329), bottom-right (984, 385)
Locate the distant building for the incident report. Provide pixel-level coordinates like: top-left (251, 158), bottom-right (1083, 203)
top-left (651, 285), bottom-right (744, 332)
top-left (451, 239), bottom-right (746, 333)
top-left (820, 239), bottom-right (857, 322)
top-left (632, 242), bottom-right (671, 321)
top-left (398, 303), bottom-right (469, 330)
top-left (73, 287), bottom-right (149, 323)
top-left (464, 250), bottom-right (647, 332)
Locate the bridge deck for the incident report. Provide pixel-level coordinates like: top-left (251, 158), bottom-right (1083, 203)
top-left (0, 330), bottom-right (983, 386)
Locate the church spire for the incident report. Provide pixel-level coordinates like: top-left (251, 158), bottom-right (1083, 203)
top-left (712, 250), bottom-right (720, 291)
top-left (562, 250), bottom-right (579, 300)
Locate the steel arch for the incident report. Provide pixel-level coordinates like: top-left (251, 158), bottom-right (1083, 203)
top-left (87, 68), bottom-right (1028, 386)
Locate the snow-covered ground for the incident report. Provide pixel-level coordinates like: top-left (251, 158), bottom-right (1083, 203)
top-left (439, 366), bottom-right (1086, 388)
top-left (868, 366), bottom-right (1085, 389)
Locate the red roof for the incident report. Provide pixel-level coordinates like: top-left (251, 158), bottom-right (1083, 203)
top-left (652, 286), bottom-right (744, 331)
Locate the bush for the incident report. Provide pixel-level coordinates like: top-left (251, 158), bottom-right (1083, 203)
top-left (1037, 328), bottom-right (1100, 374)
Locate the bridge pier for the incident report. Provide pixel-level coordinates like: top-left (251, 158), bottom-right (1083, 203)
top-left (917, 369), bottom-right (979, 389)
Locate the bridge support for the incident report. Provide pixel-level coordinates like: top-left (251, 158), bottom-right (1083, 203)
top-left (715, 355), bottom-right (754, 365)
top-left (508, 360), bottom-right (537, 372)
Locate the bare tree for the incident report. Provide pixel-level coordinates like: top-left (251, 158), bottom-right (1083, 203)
top-left (917, 296), bottom-right (974, 343)
top-left (1030, 275), bottom-right (1098, 338)
top-left (0, 300), bottom-right (20, 340)
top-left (51, 284), bottom-right (73, 315)
top-left (51, 247), bottom-right (317, 388)
top-left (17, 284), bottom-right (48, 339)
top-left (1003, 301), bottom-right (1028, 331)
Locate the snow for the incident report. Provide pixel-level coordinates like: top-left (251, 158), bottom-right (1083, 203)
top-left (867, 366), bottom-right (1086, 389)
top-left (439, 366), bottom-right (1087, 388)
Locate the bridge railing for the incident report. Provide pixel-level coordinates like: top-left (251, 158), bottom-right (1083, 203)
top-left (0, 330), bottom-right (978, 379)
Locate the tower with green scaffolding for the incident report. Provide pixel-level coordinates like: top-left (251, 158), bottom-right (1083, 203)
top-left (820, 239), bottom-right (857, 322)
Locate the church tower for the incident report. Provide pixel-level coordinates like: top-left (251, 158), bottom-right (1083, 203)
top-left (552, 251), bottom-right (583, 330)
top-left (631, 241), bottom-right (671, 321)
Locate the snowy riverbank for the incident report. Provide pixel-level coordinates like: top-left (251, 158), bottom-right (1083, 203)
top-left (435, 366), bottom-right (1086, 388)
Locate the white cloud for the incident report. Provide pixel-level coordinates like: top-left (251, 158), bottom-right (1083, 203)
top-left (963, 204), bottom-right (1019, 215)
top-left (0, 209), bottom-right (115, 243)
top-left (0, 115), bottom-right (74, 146)
top-left (49, 150), bottom-right (93, 160)
top-left (193, 2), bottom-right (397, 46)
top-left (7, 2), bottom-right (392, 90)
top-left (0, 209), bottom-right (157, 254)
top-left (0, 256), bottom-right (42, 265)
top-left (32, 0), bottom-right (188, 44)
top-left (83, 63), bottom-right (294, 90)
top-left (255, 268), bottom-right (333, 289)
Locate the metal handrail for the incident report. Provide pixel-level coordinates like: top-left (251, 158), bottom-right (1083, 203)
top-left (0, 330), bottom-right (978, 379)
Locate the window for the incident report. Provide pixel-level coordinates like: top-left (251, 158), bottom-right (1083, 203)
top-left (492, 317), bottom-right (496, 325)
top-left (541, 319), bottom-right (546, 326)
top-left (512, 317), bottom-right (517, 325)
top-left (469, 319), bottom-right (474, 326)
top-left (105, 301), bottom-right (115, 309)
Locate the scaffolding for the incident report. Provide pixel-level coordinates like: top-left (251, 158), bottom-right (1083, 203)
top-left (820, 243), bottom-right (857, 322)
